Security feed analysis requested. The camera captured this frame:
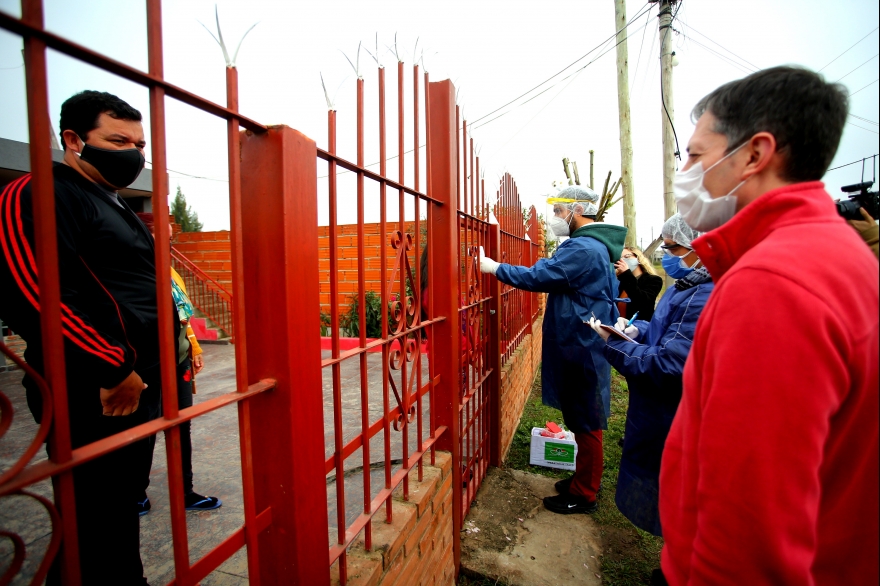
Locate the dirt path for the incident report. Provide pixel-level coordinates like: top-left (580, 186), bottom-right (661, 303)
top-left (460, 467), bottom-right (603, 586)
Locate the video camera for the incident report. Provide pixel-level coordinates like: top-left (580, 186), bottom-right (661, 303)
top-left (836, 181), bottom-right (879, 221)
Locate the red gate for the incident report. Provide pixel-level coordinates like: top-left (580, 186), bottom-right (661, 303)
top-left (496, 176), bottom-right (536, 365)
top-left (454, 115), bottom-right (494, 520)
top-left (0, 4), bottom-right (541, 583)
top-left (319, 61), bottom-right (447, 583)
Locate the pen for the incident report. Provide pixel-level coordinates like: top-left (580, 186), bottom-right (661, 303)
top-left (626, 311), bottom-right (639, 327)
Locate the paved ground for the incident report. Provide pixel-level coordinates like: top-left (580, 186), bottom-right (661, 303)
top-left (460, 468), bottom-right (604, 586)
top-left (0, 343), bottom-right (433, 585)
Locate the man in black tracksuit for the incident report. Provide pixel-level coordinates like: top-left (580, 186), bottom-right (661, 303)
top-left (0, 91), bottom-right (177, 584)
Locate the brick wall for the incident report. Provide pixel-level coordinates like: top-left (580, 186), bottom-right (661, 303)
top-left (498, 316), bottom-right (544, 462)
top-left (173, 230), bottom-right (233, 288)
top-left (331, 451), bottom-right (456, 586)
top-left (174, 223), bottom-right (419, 318)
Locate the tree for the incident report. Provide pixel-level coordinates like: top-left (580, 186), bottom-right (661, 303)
top-left (170, 186), bottom-right (203, 232)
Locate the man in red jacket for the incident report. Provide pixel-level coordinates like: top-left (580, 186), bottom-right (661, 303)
top-left (659, 66), bottom-right (879, 585)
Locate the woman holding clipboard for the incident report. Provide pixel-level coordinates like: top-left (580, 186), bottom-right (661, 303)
top-left (588, 214), bottom-right (712, 552)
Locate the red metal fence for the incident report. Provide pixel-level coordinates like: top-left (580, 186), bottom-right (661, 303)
top-left (455, 115), bottom-right (494, 521)
top-left (0, 4), bottom-right (542, 584)
top-left (319, 62), bottom-right (445, 583)
top-left (497, 179), bottom-right (538, 364)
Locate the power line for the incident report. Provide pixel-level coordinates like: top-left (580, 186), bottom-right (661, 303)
top-left (481, 66), bottom-right (589, 161)
top-left (472, 13), bottom-right (654, 132)
top-left (847, 121), bottom-right (879, 135)
top-left (836, 53), bottom-right (880, 83)
top-left (818, 26), bottom-right (879, 73)
top-left (468, 2), bottom-right (653, 126)
top-left (848, 78), bottom-right (879, 97)
top-left (679, 33), bottom-right (755, 75)
top-left (850, 113), bottom-right (879, 126)
top-left (145, 160), bottom-right (229, 182)
top-left (678, 22), bottom-right (760, 71)
top-left (630, 4), bottom-right (655, 95)
top-left (677, 31), bottom-right (876, 133)
top-left (315, 3), bottom-right (656, 180)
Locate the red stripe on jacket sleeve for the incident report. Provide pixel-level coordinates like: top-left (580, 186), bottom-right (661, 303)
top-left (0, 175), bottom-right (125, 367)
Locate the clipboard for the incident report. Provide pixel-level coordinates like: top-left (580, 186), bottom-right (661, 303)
top-left (583, 319), bottom-right (638, 343)
top-left (600, 324), bottom-right (637, 343)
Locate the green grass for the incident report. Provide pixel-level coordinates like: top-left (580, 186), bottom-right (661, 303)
top-left (502, 367), bottom-right (664, 586)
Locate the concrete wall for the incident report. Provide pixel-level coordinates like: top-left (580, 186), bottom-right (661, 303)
top-left (499, 316), bottom-right (544, 463)
top-left (331, 451), bottom-right (456, 586)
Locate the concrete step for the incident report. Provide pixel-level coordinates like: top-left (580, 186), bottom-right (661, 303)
top-left (190, 316), bottom-right (231, 345)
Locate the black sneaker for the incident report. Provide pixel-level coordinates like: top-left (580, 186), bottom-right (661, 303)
top-left (554, 476), bottom-right (603, 497)
top-left (543, 493), bottom-right (598, 515)
top-left (137, 497), bottom-right (151, 517)
top-left (184, 492), bottom-right (222, 511)
top-left (554, 476), bottom-right (573, 494)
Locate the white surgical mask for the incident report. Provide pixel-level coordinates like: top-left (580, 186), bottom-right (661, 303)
top-left (674, 143), bottom-right (748, 232)
top-left (623, 257), bottom-right (640, 271)
top-left (548, 211), bottom-right (573, 238)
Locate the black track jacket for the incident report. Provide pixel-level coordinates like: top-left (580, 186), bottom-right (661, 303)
top-left (0, 164), bottom-right (174, 390)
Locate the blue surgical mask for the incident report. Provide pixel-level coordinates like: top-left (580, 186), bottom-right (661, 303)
top-left (662, 251), bottom-right (696, 280)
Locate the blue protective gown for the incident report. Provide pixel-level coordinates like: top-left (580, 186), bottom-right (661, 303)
top-left (603, 275), bottom-right (714, 536)
top-left (495, 224), bottom-right (626, 433)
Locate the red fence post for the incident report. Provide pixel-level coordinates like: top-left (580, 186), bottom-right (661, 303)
top-left (239, 126), bottom-right (330, 585)
top-left (487, 222), bottom-right (502, 467)
top-left (428, 79), bottom-right (463, 574)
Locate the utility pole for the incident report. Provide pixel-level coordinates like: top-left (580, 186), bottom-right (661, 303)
top-left (614, 0), bottom-right (637, 247)
top-left (654, 0), bottom-right (679, 221)
top-left (589, 150), bottom-right (595, 189)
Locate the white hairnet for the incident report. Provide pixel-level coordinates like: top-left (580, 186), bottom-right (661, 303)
top-left (662, 213), bottom-right (701, 249)
top-left (549, 185), bottom-right (600, 217)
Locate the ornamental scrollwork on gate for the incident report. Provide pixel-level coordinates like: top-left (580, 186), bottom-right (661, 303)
top-left (0, 340), bottom-right (63, 583)
top-left (460, 244), bottom-right (485, 398)
top-left (386, 230), bottom-right (422, 431)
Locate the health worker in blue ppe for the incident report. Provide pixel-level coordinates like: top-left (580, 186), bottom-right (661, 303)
top-left (588, 213), bottom-right (713, 544)
top-left (480, 185), bottom-right (627, 515)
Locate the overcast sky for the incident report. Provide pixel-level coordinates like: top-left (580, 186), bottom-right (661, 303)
top-left (0, 0), bottom-right (877, 244)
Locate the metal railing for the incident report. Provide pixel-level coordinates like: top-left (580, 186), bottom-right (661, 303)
top-left (171, 246), bottom-right (234, 339)
top-left (497, 175), bottom-right (536, 365)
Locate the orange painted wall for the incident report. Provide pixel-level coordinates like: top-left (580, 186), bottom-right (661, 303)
top-left (175, 222), bottom-right (421, 318)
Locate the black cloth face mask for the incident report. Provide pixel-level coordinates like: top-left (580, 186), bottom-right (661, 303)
top-left (78, 142), bottom-right (145, 189)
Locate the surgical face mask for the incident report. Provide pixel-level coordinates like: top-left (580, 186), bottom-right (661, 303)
top-left (623, 257), bottom-right (640, 272)
top-left (674, 142), bottom-right (748, 232)
top-left (548, 210), bottom-right (573, 238)
top-left (76, 140), bottom-right (145, 189)
top-left (662, 250), bottom-right (697, 280)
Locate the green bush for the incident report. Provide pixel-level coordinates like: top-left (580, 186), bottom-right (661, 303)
top-left (320, 310), bottom-right (331, 337)
top-left (340, 291), bottom-right (393, 338)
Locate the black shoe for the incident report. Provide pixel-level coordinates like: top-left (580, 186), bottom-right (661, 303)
top-left (184, 492), bottom-right (222, 511)
top-left (554, 476), bottom-right (573, 494)
top-left (554, 476), bottom-right (603, 497)
top-left (137, 497), bottom-right (151, 517)
top-left (543, 493), bottom-right (598, 515)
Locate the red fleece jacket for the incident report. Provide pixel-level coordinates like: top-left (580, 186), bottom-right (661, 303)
top-left (659, 182), bottom-right (879, 585)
